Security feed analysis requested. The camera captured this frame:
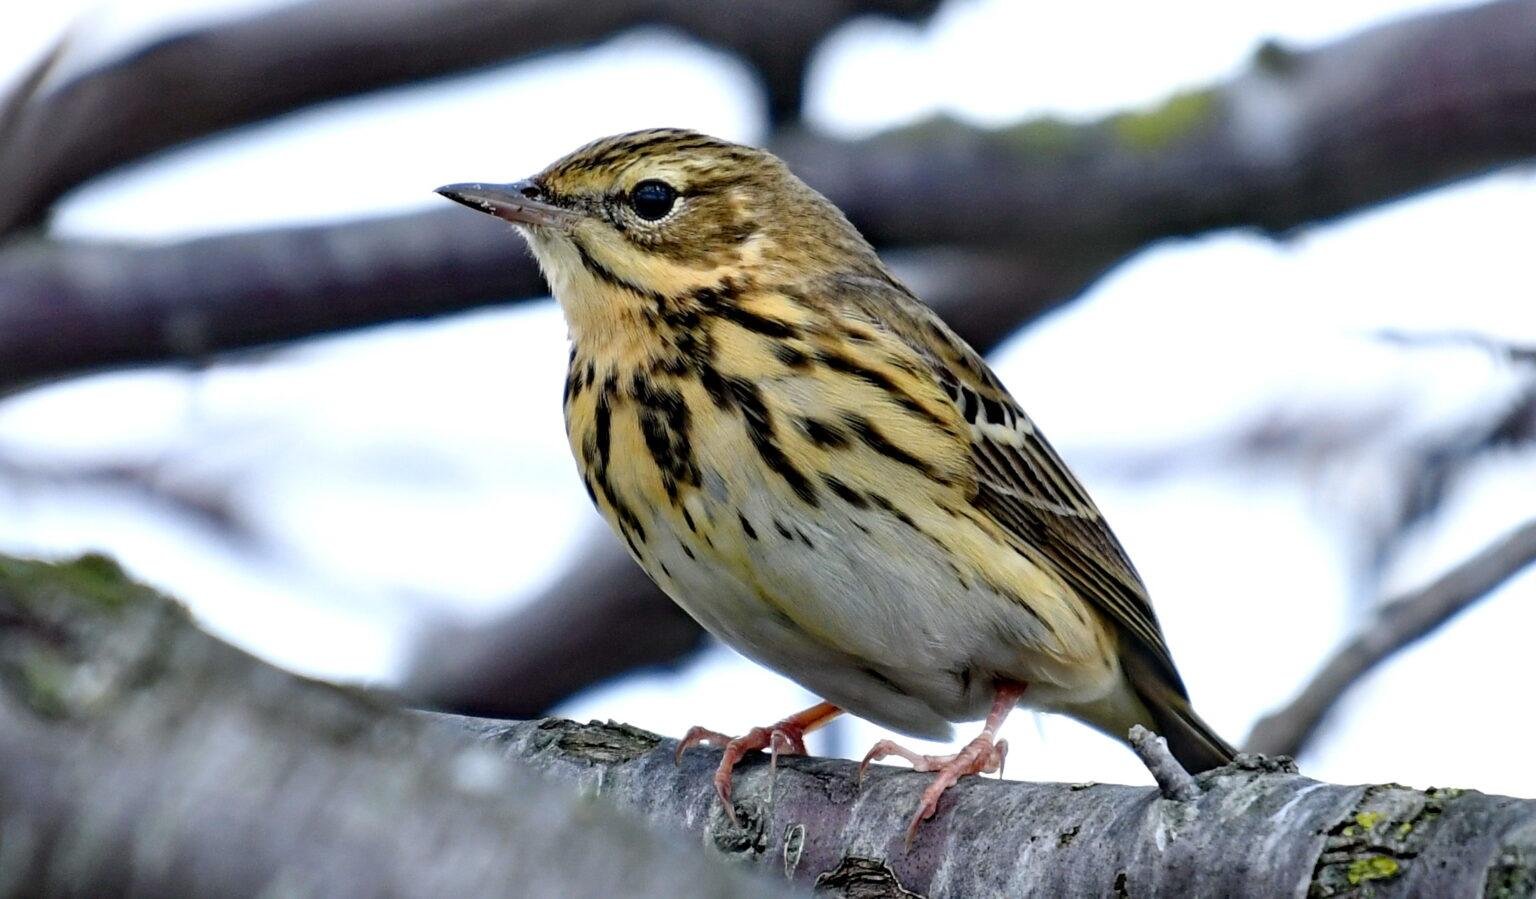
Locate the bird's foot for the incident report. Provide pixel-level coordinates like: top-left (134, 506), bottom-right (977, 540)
top-left (858, 734), bottom-right (1010, 843)
top-left (857, 680), bottom-right (1027, 843)
top-left (675, 701), bottom-right (840, 825)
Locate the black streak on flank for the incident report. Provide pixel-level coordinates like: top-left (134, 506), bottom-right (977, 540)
top-left (728, 377), bottom-right (818, 506)
top-left (844, 413), bottom-right (948, 484)
top-left (597, 476), bottom-right (647, 549)
top-left (800, 417), bottom-right (850, 449)
top-left (821, 474), bottom-right (869, 509)
top-left (774, 519), bottom-right (794, 540)
top-left (698, 361), bottom-right (732, 410)
top-left (562, 349), bottom-right (578, 404)
top-left (775, 343), bottom-right (811, 369)
top-left (869, 494), bottom-right (919, 532)
top-left (715, 304), bottom-right (799, 339)
top-left (651, 354), bottom-right (689, 377)
top-left (594, 378), bottom-right (615, 471)
top-left (816, 350), bottom-right (948, 429)
top-left (738, 514), bottom-right (758, 540)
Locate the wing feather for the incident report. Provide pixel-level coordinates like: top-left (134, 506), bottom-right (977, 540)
top-left (830, 274), bottom-right (1188, 694)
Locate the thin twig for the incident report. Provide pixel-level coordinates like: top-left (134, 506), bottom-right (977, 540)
top-left (1246, 519), bottom-right (1536, 757)
top-left (1128, 725), bottom-right (1201, 802)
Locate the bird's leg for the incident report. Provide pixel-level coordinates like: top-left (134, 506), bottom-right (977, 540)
top-left (675, 701), bottom-right (842, 824)
top-left (858, 681), bottom-right (1027, 842)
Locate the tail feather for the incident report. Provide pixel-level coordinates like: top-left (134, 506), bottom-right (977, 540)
top-left (1122, 651), bottom-right (1235, 774)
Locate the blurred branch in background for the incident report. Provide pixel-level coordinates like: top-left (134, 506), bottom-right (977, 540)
top-left (1353, 337), bottom-right (1536, 579)
top-left (406, 538), bottom-right (700, 719)
top-left (6, 0), bottom-right (1536, 393)
top-left (2, 0), bottom-right (1534, 724)
top-left (0, 0), bottom-right (943, 235)
top-left (0, 449), bottom-right (261, 546)
top-left (1247, 518), bottom-right (1536, 756)
top-left (7, 552), bottom-right (1535, 897)
top-left (0, 212), bottom-right (543, 396)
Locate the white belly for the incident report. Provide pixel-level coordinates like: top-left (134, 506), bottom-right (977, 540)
top-left (636, 460), bottom-right (1116, 741)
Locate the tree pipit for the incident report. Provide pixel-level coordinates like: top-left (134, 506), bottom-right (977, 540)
top-left (438, 129), bottom-right (1234, 840)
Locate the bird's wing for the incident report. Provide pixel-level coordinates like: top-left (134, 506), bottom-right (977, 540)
top-left (838, 274), bottom-right (1187, 694)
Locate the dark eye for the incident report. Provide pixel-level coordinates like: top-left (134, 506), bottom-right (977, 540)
top-left (629, 180), bottom-right (678, 221)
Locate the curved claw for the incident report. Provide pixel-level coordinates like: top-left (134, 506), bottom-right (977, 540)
top-left (675, 703), bottom-right (842, 827)
top-left (674, 725), bottom-right (733, 765)
top-left (856, 733), bottom-right (1014, 845)
top-left (678, 723), bottom-right (812, 827)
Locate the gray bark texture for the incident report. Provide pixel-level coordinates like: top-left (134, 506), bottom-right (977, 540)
top-left (3, 551), bottom-right (1535, 898)
top-left (0, 553), bottom-right (789, 899)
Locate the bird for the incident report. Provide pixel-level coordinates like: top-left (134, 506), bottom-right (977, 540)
top-left (436, 128), bottom-right (1234, 840)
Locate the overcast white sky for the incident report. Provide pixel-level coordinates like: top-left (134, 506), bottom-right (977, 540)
top-left (2, 0), bottom-right (1533, 795)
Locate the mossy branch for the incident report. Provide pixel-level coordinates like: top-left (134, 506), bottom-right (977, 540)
top-left (3, 551), bottom-right (1535, 897)
top-left (0, 553), bottom-right (789, 899)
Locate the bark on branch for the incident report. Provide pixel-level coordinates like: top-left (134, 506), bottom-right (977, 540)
top-left (1246, 518), bottom-right (1536, 757)
top-left (3, 550), bottom-right (1534, 897)
top-left (0, 552), bottom-right (788, 899)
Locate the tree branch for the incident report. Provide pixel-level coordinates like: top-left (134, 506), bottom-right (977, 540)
top-left (0, 552), bottom-right (790, 898)
top-left (6, 550), bottom-right (1535, 897)
top-left (1246, 518), bottom-right (1536, 757)
top-left (780, 0), bottom-right (1536, 251)
top-left (0, 0), bottom-right (942, 235)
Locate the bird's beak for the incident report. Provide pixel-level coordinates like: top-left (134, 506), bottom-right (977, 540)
top-left (434, 180), bottom-right (578, 228)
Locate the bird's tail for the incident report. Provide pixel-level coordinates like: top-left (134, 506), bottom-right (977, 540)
top-left (1071, 651), bottom-right (1236, 774)
top-left (1122, 650), bottom-right (1235, 774)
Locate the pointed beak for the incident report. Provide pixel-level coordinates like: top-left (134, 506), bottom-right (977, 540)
top-left (434, 180), bottom-right (578, 228)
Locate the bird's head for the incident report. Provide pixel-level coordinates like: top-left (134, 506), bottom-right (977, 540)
top-left (437, 129), bottom-right (882, 341)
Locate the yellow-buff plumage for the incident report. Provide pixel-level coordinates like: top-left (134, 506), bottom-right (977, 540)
top-left (437, 129), bottom-right (1234, 838)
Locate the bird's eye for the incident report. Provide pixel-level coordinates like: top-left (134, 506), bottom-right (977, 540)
top-left (629, 180), bottom-right (678, 221)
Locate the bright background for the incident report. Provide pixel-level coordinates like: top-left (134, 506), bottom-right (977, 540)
top-left (3, 0), bottom-right (1533, 794)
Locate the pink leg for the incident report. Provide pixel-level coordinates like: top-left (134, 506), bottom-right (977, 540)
top-left (858, 681), bottom-right (1027, 843)
top-left (675, 701), bottom-right (842, 825)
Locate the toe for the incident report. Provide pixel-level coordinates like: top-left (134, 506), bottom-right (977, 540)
top-left (904, 777), bottom-right (951, 845)
top-left (858, 739), bottom-right (904, 781)
top-left (676, 725), bottom-right (733, 764)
